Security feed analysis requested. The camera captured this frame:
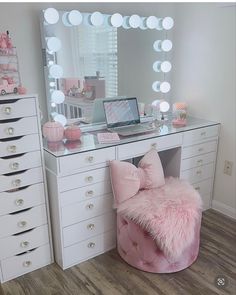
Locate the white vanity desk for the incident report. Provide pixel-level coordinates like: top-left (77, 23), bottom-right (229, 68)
top-left (44, 117), bottom-right (220, 270)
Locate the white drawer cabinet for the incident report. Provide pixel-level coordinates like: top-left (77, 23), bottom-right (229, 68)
top-left (181, 124), bottom-right (219, 210)
top-left (44, 119), bottom-right (219, 270)
top-left (1, 244), bottom-right (51, 282)
top-left (0, 94), bottom-right (52, 283)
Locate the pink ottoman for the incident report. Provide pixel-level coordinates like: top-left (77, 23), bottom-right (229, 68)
top-left (117, 213), bottom-right (201, 273)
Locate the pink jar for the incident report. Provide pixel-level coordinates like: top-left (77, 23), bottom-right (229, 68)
top-left (42, 121), bottom-right (64, 142)
top-left (64, 125), bottom-right (81, 141)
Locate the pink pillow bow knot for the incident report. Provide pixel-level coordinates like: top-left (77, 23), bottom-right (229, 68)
top-left (110, 149), bottom-right (165, 207)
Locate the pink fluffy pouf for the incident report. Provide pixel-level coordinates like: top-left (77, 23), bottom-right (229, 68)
top-left (117, 177), bottom-right (202, 261)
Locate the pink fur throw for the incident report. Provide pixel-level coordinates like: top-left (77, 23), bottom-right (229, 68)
top-left (117, 177), bottom-right (202, 260)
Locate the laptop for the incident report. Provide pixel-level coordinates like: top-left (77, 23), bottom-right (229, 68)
top-left (103, 97), bottom-right (154, 136)
top-left (91, 96), bottom-right (126, 124)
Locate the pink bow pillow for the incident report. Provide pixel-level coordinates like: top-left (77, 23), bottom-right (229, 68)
top-left (110, 149), bottom-right (165, 207)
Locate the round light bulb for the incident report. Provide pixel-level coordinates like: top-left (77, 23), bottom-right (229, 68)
top-left (153, 61), bottom-right (162, 72)
top-left (90, 12), bottom-right (104, 26)
top-left (49, 65), bottom-right (63, 79)
top-left (51, 90), bottom-right (65, 104)
top-left (152, 81), bottom-right (161, 92)
top-left (53, 114), bottom-right (67, 127)
top-left (161, 61), bottom-right (172, 73)
top-left (67, 10), bottom-right (83, 26)
top-left (48, 60), bottom-right (54, 66)
top-left (160, 101), bottom-right (170, 112)
top-left (160, 82), bottom-right (171, 93)
top-left (161, 40), bottom-right (172, 52)
top-left (162, 17), bottom-right (174, 30)
top-left (46, 37), bottom-right (61, 53)
top-left (44, 8), bottom-right (59, 25)
top-left (122, 16), bottom-right (131, 29)
top-left (146, 16), bottom-right (158, 29)
top-left (110, 13), bottom-right (123, 27)
top-left (139, 17), bottom-right (147, 30)
top-left (129, 14), bottom-right (141, 28)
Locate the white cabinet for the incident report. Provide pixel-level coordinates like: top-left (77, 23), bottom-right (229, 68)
top-left (45, 120), bottom-right (219, 270)
top-left (180, 126), bottom-right (219, 210)
top-left (0, 94), bottom-right (53, 283)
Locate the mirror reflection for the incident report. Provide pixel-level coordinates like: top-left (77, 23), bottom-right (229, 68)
top-left (42, 10), bottom-right (168, 125)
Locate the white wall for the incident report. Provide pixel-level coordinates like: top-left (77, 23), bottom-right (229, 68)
top-left (0, 2), bottom-right (174, 121)
top-left (172, 3), bottom-right (236, 217)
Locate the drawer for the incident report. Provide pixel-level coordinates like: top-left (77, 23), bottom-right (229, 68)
top-left (0, 224), bottom-right (49, 260)
top-left (0, 151), bottom-right (42, 174)
top-left (59, 146), bottom-right (115, 174)
top-left (0, 117), bottom-right (38, 139)
top-left (0, 134), bottom-right (40, 158)
top-left (0, 183), bottom-right (45, 216)
top-left (64, 230), bottom-right (116, 268)
top-left (0, 204), bottom-right (48, 238)
top-left (193, 178), bottom-right (213, 197)
top-left (63, 211), bottom-right (116, 247)
top-left (180, 163), bottom-right (215, 184)
top-left (181, 152), bottom-right (216, 171)
top-left (60, 181), bottom-right (112, 207)
top-left (58, 167), bottom-right (110, 192)
top-left (118, 133), bottom-right (183, 160)
top-left (182, 140), bottom-right (217, 159)
top-left (0, 98), bottom-right (36, 120)
top-left (0, 167), bottom-right (43, 193)
top-left (183, 125), bottom-right (219, 145)
top-left (61, 195), bottom-right (113, 227)
top-left (1, 243), bottom-right (51, 282)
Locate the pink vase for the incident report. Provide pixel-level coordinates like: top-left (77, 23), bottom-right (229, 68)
top-left (42, 121), bottom-right (64, 142)
top-left (64, 125), bottom-right (81, 141)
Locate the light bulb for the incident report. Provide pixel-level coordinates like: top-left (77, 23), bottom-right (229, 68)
top-left (49, 65), bottom-right (63, 79)
top-left (129, 15), bottom-right (141, 28)
top-left (46, 37), bottom-right (61, 53)
top-left (44, 8), bottom-right (59, 25)
top-left (90, 12), bottom-right (104, 26)
top-left (162, 17), bottom-right (174, 30)
top-left (110, 13), bottom-right (123, 27)
top-left (51, 90), bottom-right (65, 104)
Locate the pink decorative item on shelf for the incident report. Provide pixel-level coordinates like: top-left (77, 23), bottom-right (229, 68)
top-left (172, 102), bottom-right (187, 127)
top-left (42, 121), bottom-right (64, 142)
top-left (18, 85), bottom-right (27, 95)
top-left (64, 125), bottom-right (81, 141)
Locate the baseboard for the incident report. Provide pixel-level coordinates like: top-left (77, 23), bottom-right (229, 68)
top-left (212, 200), bottom-right (236, 219)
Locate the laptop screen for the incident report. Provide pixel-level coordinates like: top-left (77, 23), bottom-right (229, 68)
top-left (103, 97), bottom-right (140, 128)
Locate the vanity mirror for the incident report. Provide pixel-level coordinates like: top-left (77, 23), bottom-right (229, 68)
top-left (40, 8), bottom-right (173, 126)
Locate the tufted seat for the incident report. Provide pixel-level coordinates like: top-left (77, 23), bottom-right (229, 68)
top-left (117, 213), bottom-right (201, 273)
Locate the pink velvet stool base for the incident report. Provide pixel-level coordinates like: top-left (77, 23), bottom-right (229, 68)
top-left (117, 213), bottom-right (201, 273)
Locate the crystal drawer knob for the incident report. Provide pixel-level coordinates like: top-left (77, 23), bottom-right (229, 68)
top-left (86, 176), bottom-right (93, 183)
top-left (197, 159), bottom-right (203, 164)
top-left (15, 198), bottom-right (24, 206)
top-left (6, 127), bottom-right (14, 135)
top-left (86, 190), bottom-right (94, 197)
top-left (195, 186), bottom-right (200, 191)
top-left (10, 162), bottom-right (19, 170)
top-left (87, 223), bottom-right (95, 230)
top-left (20, 241), bottom-right (29, 248)
top-left (3, 106), bottom-right (12, 115)
top-left (198, 148), bottom-right (204, 152)
top-left (17, 220), bottom-right (27, 228)
top-left (86, 203), bottom-right (94, 210)
top-left (196, 170), bottom-right (202, 175)
top-left (12, 179), bottom-right (21, 187)
top-left (201, 131), bottom-right (206, 136)
top-left (87, 156), bottom-right (94, 163)
top-left (7, 145), bottom-right (17, 153)
top-left (23, 260), bottom-right (32, 267)
top-left (88, 242), bottom-right (95, 248)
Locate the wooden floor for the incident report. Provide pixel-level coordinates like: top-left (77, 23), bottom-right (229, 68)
top-left (1, 209), bottom-right (236, 295)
